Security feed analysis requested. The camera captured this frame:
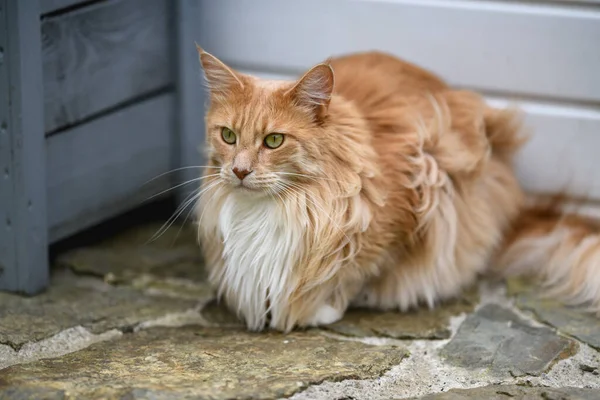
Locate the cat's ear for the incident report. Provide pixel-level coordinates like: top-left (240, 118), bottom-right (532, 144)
top-left (287, 63), bottom-right (334, 122)
top-left (195, 43), bottom-right (244, 97)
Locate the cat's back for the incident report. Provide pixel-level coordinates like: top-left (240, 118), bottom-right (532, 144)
top-left (329, 51), bottom-right (448, 109)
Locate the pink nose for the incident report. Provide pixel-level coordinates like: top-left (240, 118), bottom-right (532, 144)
top-left (232, 167), bottom-right (252, 180)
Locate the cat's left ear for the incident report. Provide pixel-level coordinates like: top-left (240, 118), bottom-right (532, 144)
top-left (195, 43), bottom-right (244, 98)
top-left (287, 63), bottom-right (334, 122)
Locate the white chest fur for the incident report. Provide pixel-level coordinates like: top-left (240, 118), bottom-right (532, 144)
top-left (216, 192), bottom-right (305, 330)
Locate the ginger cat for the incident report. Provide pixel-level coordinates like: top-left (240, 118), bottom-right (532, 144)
top-left (194, 46), bottom-right (600, 332)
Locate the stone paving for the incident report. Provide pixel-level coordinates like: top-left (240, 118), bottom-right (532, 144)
top-left (1, 223), bottom-right (599, 399)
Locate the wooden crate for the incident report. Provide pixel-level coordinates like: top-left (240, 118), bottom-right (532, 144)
top-left (0, 0), bottom-right (206, 294)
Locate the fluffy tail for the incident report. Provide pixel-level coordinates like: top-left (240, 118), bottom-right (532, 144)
top-left (496, 199), bottom-right (600, 314)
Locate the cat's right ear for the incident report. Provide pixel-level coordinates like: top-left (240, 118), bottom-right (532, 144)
top-left (286, 62), bottom-right (334, 123)
top-left (195, 43), bottom-right (244, 98)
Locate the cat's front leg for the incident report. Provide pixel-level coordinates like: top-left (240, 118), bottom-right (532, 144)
top-left (270, 301), bottom-right (345, 331)
top-left (279, 279), bottom-right (363, 331)
top-left (306, 304), bottom-right (344, 326)
top-left (279, 299), bottom-right (346, 331)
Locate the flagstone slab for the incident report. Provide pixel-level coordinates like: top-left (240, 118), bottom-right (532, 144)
top-left (0, 326), bottom-right (407, 400)
top-left (440, 304), bottom-right (576, 377)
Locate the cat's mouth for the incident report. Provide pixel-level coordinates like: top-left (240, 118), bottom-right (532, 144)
top-left (229, 178), bottom-right (272, 196)
top-left (235, 182), bottom-right (262, 193)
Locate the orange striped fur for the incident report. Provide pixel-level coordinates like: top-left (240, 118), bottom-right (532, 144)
top-left (194, 48), bottom-right (599, 331)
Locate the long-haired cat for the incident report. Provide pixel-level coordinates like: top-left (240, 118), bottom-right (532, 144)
top-left (194, 45), bottom-right (600, 332)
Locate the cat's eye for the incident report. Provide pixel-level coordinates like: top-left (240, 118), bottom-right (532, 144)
top-left (264, 133), bottom-right (284, 149)
top-left (221, 127), bottom-right (236, 144)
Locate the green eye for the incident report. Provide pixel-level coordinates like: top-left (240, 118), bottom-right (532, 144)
top-left (221, 127), bottom-right (236, 144)
top-left (264, 133), bottom-right (284, 149)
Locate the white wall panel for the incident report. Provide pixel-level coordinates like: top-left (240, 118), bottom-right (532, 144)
top-left (198, 0), bottom-right (600, 103)
top-left (198, 0), bottom-right (600, 200)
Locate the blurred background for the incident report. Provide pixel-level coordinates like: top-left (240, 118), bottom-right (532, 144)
top-left (0, 0), bottom-right (599, 294)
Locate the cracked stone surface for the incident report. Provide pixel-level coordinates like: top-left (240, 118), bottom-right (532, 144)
top-left (57, 223), bottom-right (213, 300)
top-left (0, 326), bottom-right (123, 371)
top-left (508, 279), bottom-right (600, 350)
top-left (440, 304), bottom-right (576, 377)
top-left (324, 290), bottom-right (478, 340)
top-left (0, 271), bottom-right (198, 349)
top-left (1, 223), bottom-right (599, 399)
top-left (410, 385), bottom-right (600, 399)
top-left (200, 299), bottom-right (245, 328)
top-left (0, 326), bottom-right (406, 399)
top-left (200, 292), bottom-right (478, 340)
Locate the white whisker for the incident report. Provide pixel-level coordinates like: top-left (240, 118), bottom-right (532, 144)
top-left (273, 182), bottom-right (316, 233)
top-left (143, 174), bottom-right (221, 203)
top-left (281, 180), bottom-right (351, 246)
top-left (196, 185), bottom-right (224, 228)
top-left (148, 179), bottom-right (222, 243)
top-left (144, 165), bottom-right (221, 185)
top-left (277, 171), bottom-right (349, 184)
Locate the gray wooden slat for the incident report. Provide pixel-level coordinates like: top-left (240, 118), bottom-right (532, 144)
top-left (175, 0), bottom-right (206, 205)
top-left (0, 0), bottom-right (49, 294)
top-left (197, 0), bottom-right (600, 104)
top-left (47, 94), bottom-right (174, 242)
top-left (40, 0), bottom-right (89, 15)
top-left (42, 0), bottom-right (172, 134)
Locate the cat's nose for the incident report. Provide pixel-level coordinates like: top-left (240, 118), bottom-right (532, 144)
top-left (232, 167), bottom-right (252, 181)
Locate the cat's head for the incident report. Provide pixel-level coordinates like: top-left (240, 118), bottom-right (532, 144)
top-left (196, 45), bottom-right (335, 195)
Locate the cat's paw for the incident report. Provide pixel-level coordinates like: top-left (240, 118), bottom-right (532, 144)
top-left (351, 286), bottom-right (379, 308)
top-left (308, 304), bottom-right (343, 326)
